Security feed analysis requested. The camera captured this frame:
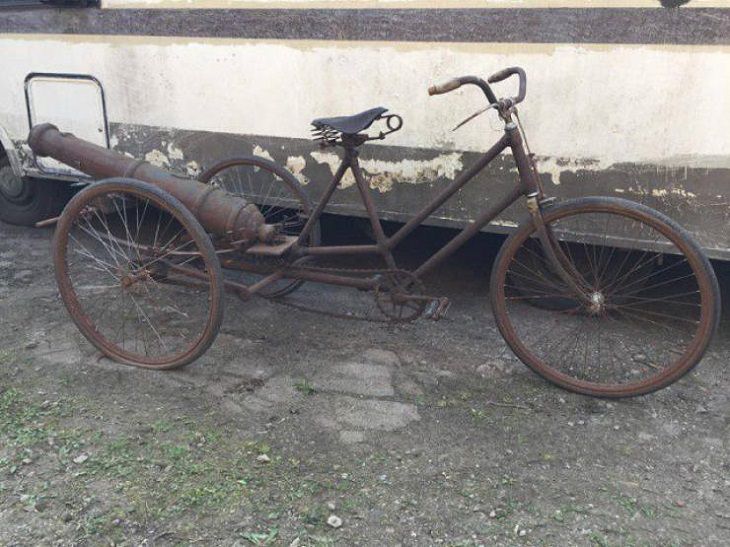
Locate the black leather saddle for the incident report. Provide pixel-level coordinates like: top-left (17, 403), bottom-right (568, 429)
top-left (311, 107), bottom-right (388, 135)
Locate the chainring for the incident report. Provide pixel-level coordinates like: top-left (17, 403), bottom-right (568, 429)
top-left (373, 270), bottom-right (427, 323)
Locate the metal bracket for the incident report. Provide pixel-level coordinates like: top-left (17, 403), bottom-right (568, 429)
top-left (539, 196), bottom-right (557, 208)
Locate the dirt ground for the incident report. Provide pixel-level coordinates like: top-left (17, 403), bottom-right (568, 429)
top-left (0, 218), bottom-right (728, 546)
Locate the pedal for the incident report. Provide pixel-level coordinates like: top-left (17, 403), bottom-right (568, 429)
top-left (244, 235), bottom-right (298, 257)
top-left (426, 297), bottom-right (451, 321)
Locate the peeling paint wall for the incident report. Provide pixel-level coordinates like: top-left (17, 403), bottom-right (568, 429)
top-left (103, 123), bottom-right (730, 257)
top-left (2, 37), bottom-right (729, 168)
top-left (309, 150), bottom-right (463, 192)
top-left (1, 3), bottom-right (729, 255)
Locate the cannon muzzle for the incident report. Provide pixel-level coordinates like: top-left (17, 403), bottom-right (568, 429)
top-left (28, 123), bottom-right (276, 243)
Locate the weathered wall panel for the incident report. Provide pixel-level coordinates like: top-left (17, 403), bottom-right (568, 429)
top-left (0, 1), bottom-right (728, 255)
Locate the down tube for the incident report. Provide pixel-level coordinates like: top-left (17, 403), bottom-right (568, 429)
top-left (414, 184), bottom-right (524, 278)
top-left (387, 134), bottom-right (510, 249)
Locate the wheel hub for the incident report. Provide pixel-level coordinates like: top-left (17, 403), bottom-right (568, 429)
top-left (589, 291), bottom-right (605, 314)
top-left (120, 268), bottom-right (151, 289)
top-left (0, 165), bottom-right (26, 201)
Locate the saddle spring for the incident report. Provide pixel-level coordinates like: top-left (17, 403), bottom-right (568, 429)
top-left (310, 124), bottom-right (341, 147)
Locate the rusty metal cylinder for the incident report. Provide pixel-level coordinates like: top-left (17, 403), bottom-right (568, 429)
top-left (28, 123), bottom-right (276, 243)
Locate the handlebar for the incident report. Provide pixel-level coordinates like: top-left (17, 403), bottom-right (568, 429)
top-left (487, 66), bottom-right (527, 105)
top-left (428, 67), bottom-right (527, 107)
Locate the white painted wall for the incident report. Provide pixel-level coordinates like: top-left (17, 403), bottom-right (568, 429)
top-left (1, 35), bottom-right (728, 170)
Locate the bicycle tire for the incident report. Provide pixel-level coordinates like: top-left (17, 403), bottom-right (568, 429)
top-left (490, 196), bottom-right (720, 398)
top-left (54, 178), bottom-right (224, 369)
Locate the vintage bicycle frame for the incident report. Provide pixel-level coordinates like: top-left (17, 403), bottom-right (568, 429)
top-left (238, 117), bottom-right (578, 297)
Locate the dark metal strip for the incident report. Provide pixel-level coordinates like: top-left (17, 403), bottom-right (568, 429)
top-left (1, 7), bottom-right (729, 45)
top-left (101, 122), bottom-right (730, 260)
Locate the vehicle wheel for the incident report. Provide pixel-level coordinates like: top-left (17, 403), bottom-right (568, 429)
top-left (0, 155), bottom-right (72, 226)
top-left (199, 155), bottom-right (319, 298)
top-left (53, 178), bottom-right (224, 369)
top-left (491, 197), bottom-right (720, 398)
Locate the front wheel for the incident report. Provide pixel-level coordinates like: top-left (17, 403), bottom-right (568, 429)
top-left (490, 197), bottom-right (720, 398)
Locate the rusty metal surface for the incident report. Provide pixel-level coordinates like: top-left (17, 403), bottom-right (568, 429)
top-left (52, 176), bottom-right (226, 369)
top-left (28, 123), bottom-right (275, 243)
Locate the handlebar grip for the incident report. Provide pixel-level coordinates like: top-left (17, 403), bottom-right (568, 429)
top-left (487, 67), bottom-right (517, 84)
top-left (428, 78), bottom-right (462, 96)
top-left (487, 66), bottom-right (527, 103)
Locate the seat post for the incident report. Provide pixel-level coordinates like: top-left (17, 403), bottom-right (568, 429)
top-left (348, 147), bottom-right (399, 270)
top-left (341, 133), bottom-right (368, 149)
top-left (342, 141), bottom-right (358, 166)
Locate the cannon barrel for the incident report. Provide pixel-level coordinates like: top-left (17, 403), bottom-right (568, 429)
top-left (28, 123), bottom-right (276, 243)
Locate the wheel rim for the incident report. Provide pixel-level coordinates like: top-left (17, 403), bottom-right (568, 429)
top-left (55, 182), bottom-right (222, 367)
top-left (201, 157), bottom-right (316, 298)
top-left (493, 201), bottom-right (716, 397)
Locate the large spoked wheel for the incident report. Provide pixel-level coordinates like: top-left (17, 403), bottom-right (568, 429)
top-left (491, 197), bottom-right (720, 398)
top-left (198, 156), bottom-right (319, 298)
top-left (53, 178), bottom-right (224, 369)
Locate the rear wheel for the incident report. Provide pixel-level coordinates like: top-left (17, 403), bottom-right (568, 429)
top-left (54, 178), bottom-right (224, 369)
top-left (491, 197), bottom-right (719, 398)
top-left (199, 156), bottom-right (319, 298)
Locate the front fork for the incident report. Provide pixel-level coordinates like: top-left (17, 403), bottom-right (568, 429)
top-left (507, 120), bottom-right (594, 305)
top-left (526, 195), bottom-right (594, 305)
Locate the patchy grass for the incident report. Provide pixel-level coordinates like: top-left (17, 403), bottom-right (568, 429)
top-left (589, 531), bottom-right (610, 547)
top-left (0, 387), bottom-right (84, 473)
top-left (1, 213), bottom-right (728, 546)
top-left (294, 378), bottom-right (317, 396)
top-left (0, 386), bottom-right (365, 544)
top-left (241, 527), bottom-right (279, 545)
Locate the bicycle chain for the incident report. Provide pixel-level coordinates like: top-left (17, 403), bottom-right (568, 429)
top-left (268, 262), bottom-right (423, 323)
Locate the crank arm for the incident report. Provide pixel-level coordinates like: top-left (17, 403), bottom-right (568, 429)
top-left (398, 293), bottom-right (439, 303)
top-left (397, 293), bottom-right (451, 320)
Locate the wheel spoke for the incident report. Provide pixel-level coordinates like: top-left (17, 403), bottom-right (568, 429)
top-left (201, 160), bottom-right (315, 298)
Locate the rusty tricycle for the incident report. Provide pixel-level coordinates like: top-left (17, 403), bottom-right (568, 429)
top-left (31, 67), bottom-right (719, 398)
